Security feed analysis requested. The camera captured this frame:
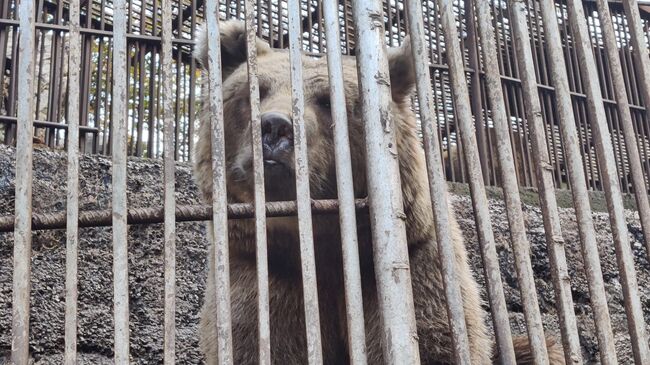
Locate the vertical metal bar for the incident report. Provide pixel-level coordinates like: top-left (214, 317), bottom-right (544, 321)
top-left (529, 1), bottom-right (619, 364)
top-left (321, 1), bottom-right (367, 365)
top-left (475, 0), bottom-right (565, 361)
top-left (174, 46), bottom-right (181, 160)
top-left (267, 0), bottom-right (274, 46)
top-left (106, 44), bottom-right (115, 155)
top-left (64, 0), bottom-right (81, 363)
top-left (564, 1), bottom-right (650, 363)
top-left (180, 63), bottom-right (188, 160)
top-left (154, 58), bottom-right (162, 158)
top-left (11, 0), bottom-right (36, 362)
top-left (405, 1), bottom-right (480, 364)
top-left (0, 1), bottom-right (10, 116)
top-left (80, 31), bottom-right (93, 154)
top-left (350, 1), bottom-right (420, 364)
top-left (136, 45), bottom-right (146, 157)
top-left (4, 25), bottom-right (18, 145)
top-left (112, 0), bottom-right (130, 362)
top-left (240, 0), bottom-right (272, 362)
top-left (617, 1), bottom-right (650, 255)
top-left (287, 0), bottom-right (324, 363)
top-left (34, 30), bottom-right (44, 132)
top-left (205, 1), bottom-right (234, 362)
top-left (463, 0), bottom-right (489, 183)
top-left (148, 46), bottom-right (156, 159)
top-left (500, 1), bottom-right (588, 363)
top-left (440, 0), bottom-right (553, 362)
top-left (95, 39), bottom-right (105, 154)
top-left (188, 0), bottom-right (197, 159)
top-left (161, 0), bottom-right (175, 362)
top-left (128, 47), bottom-right (136, 156)
top-left (321, 0), bottom-right (367, 363)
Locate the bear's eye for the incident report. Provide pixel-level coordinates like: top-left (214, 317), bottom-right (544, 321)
top-left (259, 85), bottom-right (269, 101)
top-left (316, 95), bottom-right (331, 110)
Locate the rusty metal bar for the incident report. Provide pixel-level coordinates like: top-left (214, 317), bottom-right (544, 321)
top-left (161, 0), bottom-right (175, 362)
top-left (242, 0), bottom-right (272, 362)
top-left (404, 1), bottom-right (476, 364)
top-left (617, 1), bottom-right (650, 256)
top-left (321, 0), bottom-right (368, 363)
top-left (64, 0), bottom-right (81, 363)
top-left (468, 1), bottom-right (553, 362)
top-left (350, 1), bottom-right (420, 364)
top-left (565, 2), bottom-right (650, 363)
top-left (11, 0), bottom-right (36, 362)
top-left (287, 0), bottom-right (324, 363)
top-left (205, 0), bottom-right (234, 362)
top-left (111, 0), bottom-right (130, 362)
top-left (0, 199), bottom-right (369, 233)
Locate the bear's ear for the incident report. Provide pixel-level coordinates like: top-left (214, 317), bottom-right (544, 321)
top-left (194, 20), bottom-right (271, 79)
top-left (387, 36), bottom-right (415, 102)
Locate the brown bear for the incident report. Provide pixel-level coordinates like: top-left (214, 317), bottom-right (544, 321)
top-left (192, 20), bottom-right (565, 365)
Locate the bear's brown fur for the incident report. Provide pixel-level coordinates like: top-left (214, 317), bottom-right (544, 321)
top-left (193, 20), bottom-right (565, 365)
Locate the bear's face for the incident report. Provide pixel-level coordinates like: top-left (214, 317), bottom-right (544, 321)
top-left (194, 21), bottom-right (415, 206)
top-left (218, 53), bottom-right (359, 202)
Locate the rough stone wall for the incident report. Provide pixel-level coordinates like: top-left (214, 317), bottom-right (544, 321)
top-left (0, 145), bottom-right (649, 364)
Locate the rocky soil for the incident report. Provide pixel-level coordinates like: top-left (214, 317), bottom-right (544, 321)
top-left (1, 144), bottom-right (649, 364)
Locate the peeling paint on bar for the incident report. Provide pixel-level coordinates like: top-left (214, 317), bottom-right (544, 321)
top-left (161, 0), bottom-right (176, 363)
top-left (404, 0), bottom-right (476, 363)
top-left (322, 0), bottom-right (368, 363)
top-left (64, 0), bottom-right (81, 363)
top-left (12, 0), bottom-right (36, 363)
top-left (111, 0), bottom-right (130, 362)
top-left (287, 0), bottom-right (324, 363)
top-left (242, 0), bottom-right (272, 362)
top-left (350, 1), bottom-right (420, 364)
top-left (205, 1), bottom-right (234, 363)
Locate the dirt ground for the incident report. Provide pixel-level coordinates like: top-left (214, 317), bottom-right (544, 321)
top-left (1, 145), bottom-right (649, 364)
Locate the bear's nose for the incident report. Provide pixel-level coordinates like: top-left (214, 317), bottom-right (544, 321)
top-left (261, 112), bottom-right (293, 155)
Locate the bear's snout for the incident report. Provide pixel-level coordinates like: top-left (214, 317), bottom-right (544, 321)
top-left (261, 112), bottom-right (294, 171)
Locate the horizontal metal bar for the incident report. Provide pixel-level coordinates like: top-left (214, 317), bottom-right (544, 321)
top-left (0, 19), bottom-right (194, 44)
top-left (0, 116), bottom-right (99, 133)
top-left (0, 198), bottom-right (369, 232)
top-left (499, 75), bottom-right (648, 111)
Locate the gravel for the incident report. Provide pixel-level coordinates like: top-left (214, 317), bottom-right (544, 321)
top-left (1, 144), bottom-right (649, 364)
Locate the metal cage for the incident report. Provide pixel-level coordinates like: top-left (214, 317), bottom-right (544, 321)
top-left (1, 0), bottom-right (650, 364)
